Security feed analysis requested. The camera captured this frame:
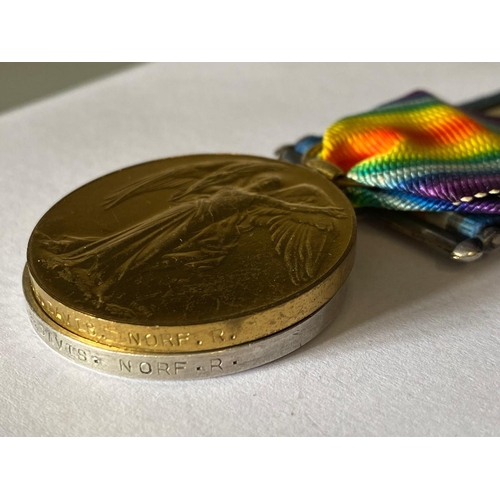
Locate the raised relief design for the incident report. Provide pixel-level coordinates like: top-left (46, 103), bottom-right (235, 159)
top-left (37, 159), bottom-right (346, 302)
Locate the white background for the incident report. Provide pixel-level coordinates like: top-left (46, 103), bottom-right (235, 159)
top-left (1, 63), bottom-right (499, 436)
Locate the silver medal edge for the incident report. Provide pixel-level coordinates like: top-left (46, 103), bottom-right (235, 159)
top-left (22, 265), bottom-right (346, 380)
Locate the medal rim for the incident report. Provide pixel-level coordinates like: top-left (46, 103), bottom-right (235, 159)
top-left (23, 266), bottom-right (348, 380)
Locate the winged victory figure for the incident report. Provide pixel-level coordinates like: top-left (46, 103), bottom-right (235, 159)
top-left (38, 158), bottom-right (347, 301)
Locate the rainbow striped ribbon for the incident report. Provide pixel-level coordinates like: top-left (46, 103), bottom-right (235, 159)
top-left (300, 91), bottom-right (500, 214)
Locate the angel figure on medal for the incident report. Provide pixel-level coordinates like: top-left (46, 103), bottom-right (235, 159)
top-left (38, 158), bottom-right (347, 301)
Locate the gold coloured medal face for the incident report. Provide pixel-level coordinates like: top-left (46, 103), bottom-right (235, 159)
top-left (27, 155), bottom-right (355, 353)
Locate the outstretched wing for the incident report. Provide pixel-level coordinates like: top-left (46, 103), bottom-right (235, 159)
top-left (248, 206), bottom-right (340, 285)
top-left (269, 215), bottom-right (330, 284)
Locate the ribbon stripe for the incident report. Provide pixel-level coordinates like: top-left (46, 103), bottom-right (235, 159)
top-left (321, 91), bottom-right (500, 214)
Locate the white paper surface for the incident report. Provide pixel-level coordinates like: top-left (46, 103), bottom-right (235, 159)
top-left (1, 63), bottom-right (499, 436)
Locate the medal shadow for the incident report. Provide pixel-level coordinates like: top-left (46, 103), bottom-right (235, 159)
top-left (290, 218), bottom-right (500, 356)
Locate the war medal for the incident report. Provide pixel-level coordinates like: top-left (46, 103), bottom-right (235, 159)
top-left (24, 90), bottom-right (500, 379)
